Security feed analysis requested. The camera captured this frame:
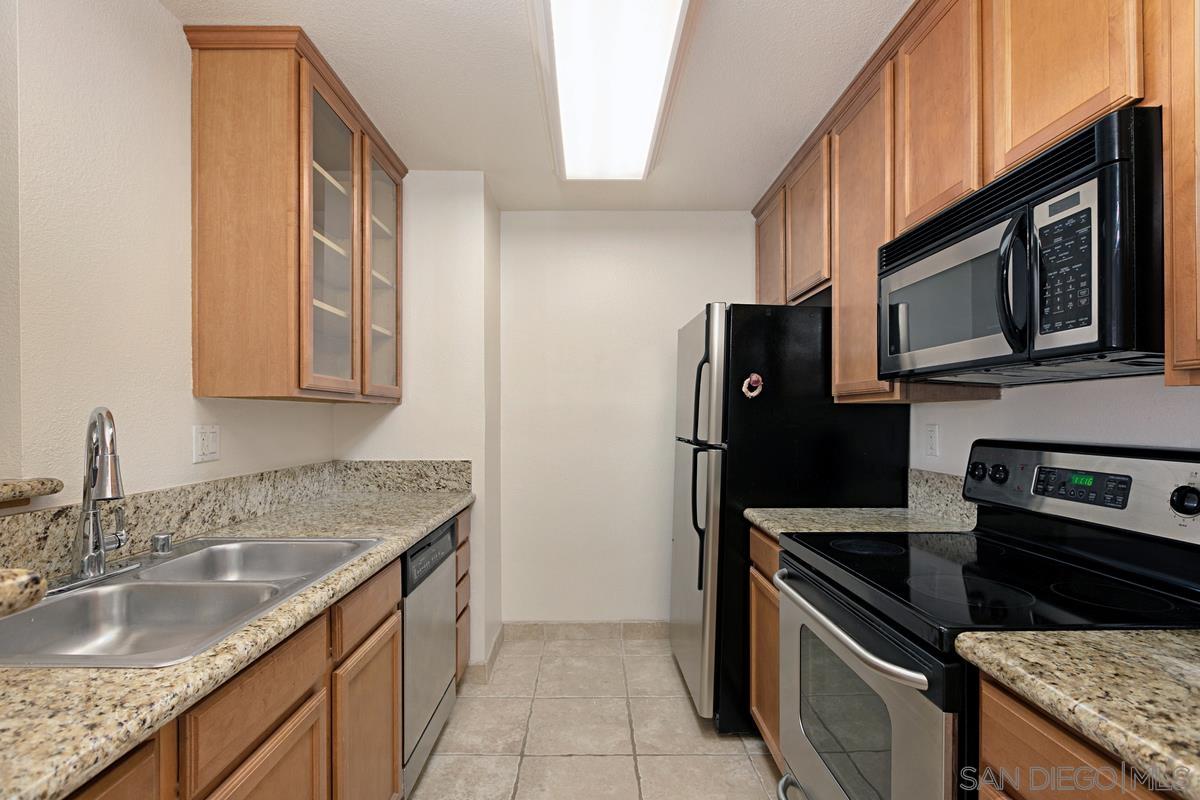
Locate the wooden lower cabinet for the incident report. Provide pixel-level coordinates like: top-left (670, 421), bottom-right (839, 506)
top-left (748, 566), bottom-right (783, 772)
top-left (208, 690), bottom-right (329, 800)
top-left (979, 677), bottom-right (1172, 799)
top-left (456, 604), bottom-right (471, 683)
top-left (455, 508), bottom-right (471, 683)
top-left (69, 723), bottom-right (176, 800)
top-left (332, 612), bottom-right (402, 800)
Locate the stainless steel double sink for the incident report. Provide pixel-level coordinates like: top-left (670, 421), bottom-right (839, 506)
top-left (0, 537), bottom-right (380, 668)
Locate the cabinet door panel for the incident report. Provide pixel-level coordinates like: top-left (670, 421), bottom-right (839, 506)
top-left (986, 0), bottom-right (1142, 178)
top-left (208, 690), bottom-right (329, 800)
top-left (362, 137), bottom-right (403, 399)
top-left (456, 606), bottom-right (470, 683)
top-left (748, 567), bottom-right (784, 773)
top-left (756, 188), bottom-right (787, 305)
top-left (785, 137), bottom-right (831, 299)
top-left (301, 59), bottom-right (361, 394)
top-left (831, 63), bottom-right (902, 400)
top-left (333, 613), bottom-right (402, 800)
top-left (896, 0), bottom-right (981, 231)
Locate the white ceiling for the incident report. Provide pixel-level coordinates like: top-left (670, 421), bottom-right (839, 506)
top-left (160, 0), bottom-right (909, 210)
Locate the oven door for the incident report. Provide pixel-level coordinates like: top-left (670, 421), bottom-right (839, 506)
top-left (879, 211), bottom-right (1029, 378)
top-left (774, 566), bottom-right (956, 800)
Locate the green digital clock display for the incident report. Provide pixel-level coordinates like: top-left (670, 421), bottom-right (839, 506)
top-left (1070, 473), bottom-right (1096, 487)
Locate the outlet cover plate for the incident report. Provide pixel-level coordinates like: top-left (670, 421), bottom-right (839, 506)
top-left (924, 423), bottom-right (940, 458)
top-left (193, 424), bottom-right (220, 464)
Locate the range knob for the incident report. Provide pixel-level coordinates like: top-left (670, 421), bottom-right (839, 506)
top-left (1170, 485), bottom-right (1200, 516)
top-left (967, 461), bottom-right (988, 481)
top-left (989, 464), bottom-right (1010, 485)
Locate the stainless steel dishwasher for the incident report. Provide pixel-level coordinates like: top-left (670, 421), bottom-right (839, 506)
top-left (402, 518), bottom-right (458, 795)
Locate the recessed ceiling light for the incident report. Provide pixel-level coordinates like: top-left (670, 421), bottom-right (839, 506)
top-left (531, 0), bottom-right (692, 181)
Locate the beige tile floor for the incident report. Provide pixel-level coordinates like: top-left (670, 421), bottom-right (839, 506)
top-left (412, 637), bottom-right (783, 800)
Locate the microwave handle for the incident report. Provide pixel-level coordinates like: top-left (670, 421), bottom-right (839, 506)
top-left (996, 213), bottom-right (1027, 352)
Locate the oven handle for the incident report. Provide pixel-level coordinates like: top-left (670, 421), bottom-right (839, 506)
top-left (777, 773), bottom-right (805, 799)
top-left (996, 213), bottom-right (1026, 352)
top-left (774, 568), bottom-right (930, 691)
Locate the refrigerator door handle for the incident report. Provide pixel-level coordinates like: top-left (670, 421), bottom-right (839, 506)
top-left (690, 447), bottom-right (706, 591)
top-left (691, 348), bottom-right (709, 444)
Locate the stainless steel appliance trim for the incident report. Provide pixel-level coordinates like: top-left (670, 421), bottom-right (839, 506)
top-left (403, 554), bottom-right (457, 762)
top-left (774, 569), bottom-right (928, 690)
top-left (880, 217), bottom-right (1018, 372)
top-left (703, 302), bottom-right (727, 446)
top-left (1032, 177), bottom-right (1100, 352)
top-left (403, 678), bottom-right (456, 796)
top-left (777, 569), bottom-right (955, 800)
top-left (964, 444), bottom-right (1200, 546)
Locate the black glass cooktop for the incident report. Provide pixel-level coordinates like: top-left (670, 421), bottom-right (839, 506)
top-left (780, 530), bottom-right (1200, 652)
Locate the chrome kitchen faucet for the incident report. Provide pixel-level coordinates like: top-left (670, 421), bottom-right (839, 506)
top-left (55, 407), bottom-right (134, 594)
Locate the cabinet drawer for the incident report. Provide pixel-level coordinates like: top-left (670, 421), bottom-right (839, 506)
top-left (456, 605), bottom-right (470, 683)
top-left (207, 689), bottom-right (329, 800)
top-left (70, 721), bottom-right (176, 800)
top-left (456, 573), bottom-right (470, 617)
top-left (456, 541), bottom-right (470, 583)
top-left (980, 678), bottom-right (1160, 799)
top-left (749, 527), bottom-right (780, 577)
top-left (180, 615), bottom-right (328, 800)
top-left (456, 510), bottom-right (470, 547)
top-left (332, 558), bottom-right (401, 662)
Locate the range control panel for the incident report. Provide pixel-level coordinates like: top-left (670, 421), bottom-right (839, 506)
top-left (1033, 467), bottom-right (1131, 509)
top-left (961, 441), bottom-right (1200, 545)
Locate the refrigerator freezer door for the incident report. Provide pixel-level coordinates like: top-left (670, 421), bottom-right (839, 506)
top-left (669, 440), bottom-right (723, 717)
top-left (675, 303), bottom-right (727, 445)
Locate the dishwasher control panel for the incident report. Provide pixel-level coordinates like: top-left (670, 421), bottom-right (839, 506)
top-left (404, 519), bottom-right (457, 593)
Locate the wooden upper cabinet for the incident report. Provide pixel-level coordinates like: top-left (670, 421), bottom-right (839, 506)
top-left (362, 137), bottom-right (404, 399)
top-left (983, 0), bottom-right (1143, 179)
top-left (831, 63), bottom-right (903, 401)
top-left (302, 62), bottom-right (361, 394)
top-left (784, 136), bottom-right (831, 299)
top-left (895, 0), bottom-right (981, 232)
top-left (188, 27), bottom-right (406, 403)
top-left (755, 188), bottom-right (787, 305)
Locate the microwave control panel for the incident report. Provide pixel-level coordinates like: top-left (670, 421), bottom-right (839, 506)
top-left (1038, 206), bottom-right (1093, 334)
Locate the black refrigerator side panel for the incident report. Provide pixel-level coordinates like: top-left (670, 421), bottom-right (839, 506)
top-left (713, 304), bottom-right (910, 734)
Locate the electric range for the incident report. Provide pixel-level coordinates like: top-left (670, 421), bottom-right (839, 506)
top-left (774, 439), bottom-right (1200, 800)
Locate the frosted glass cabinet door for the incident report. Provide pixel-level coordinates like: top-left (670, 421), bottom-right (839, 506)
top-left (301, 63), bottom-right (360, 393)
top-left (362, 138), bottom-right (403, 399)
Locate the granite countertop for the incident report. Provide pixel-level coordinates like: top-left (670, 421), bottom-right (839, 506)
top-left (957, 630), bottom-right (1200, 800)
top-left (0, 488), bottom-right (473, 800)
top-left (745, 506), bottom-right (971, 539)
top-left (0, 479), bottom-right (63, 505)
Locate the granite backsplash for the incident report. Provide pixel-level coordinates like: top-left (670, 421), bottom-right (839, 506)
top-left (0, 460), bottom-right (471, 580)
top-left (908, 467), bottom-right (976, 526)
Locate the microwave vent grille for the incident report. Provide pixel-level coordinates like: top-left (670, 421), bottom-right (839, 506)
top-left (880, 126), bottom-right (1099, 272)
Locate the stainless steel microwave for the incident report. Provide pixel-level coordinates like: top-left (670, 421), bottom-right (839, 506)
top-left (878, 107), bottom-right (1163, 386)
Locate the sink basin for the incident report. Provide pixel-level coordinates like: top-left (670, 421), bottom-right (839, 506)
top-left (137, 539), bottom-right (368, 583)
top-left (0, 582), bottom-right (280, 667)
top-left (0, 536), bottom-right (380, 667)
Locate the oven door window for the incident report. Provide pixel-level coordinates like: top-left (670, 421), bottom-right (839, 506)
top-left (880, 215), bottom-right (1023, 373)
top-left (800, 627), bottom-right (892, 799)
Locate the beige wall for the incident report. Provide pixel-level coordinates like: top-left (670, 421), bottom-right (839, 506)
top-left (483, 181), bottom-right (503, 654)
top-left (911, 376), bottom-right (1200, 475)
top-left (499, 211), bottom-right (755, 622)
top-left (334, 171), bottom-right (501, 662)
top-left (0, 0), bottom-right (19, 478)
top-left (5, 0), bottom-right (335, 510)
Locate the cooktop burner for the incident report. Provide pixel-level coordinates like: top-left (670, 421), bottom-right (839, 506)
top-left (1051, 579), bottom-right (1178, 613)
top-left (778, 530), bottom-right (1200, 651)
top-left (907, 575), bottom-right (1037, 609)
top-left (829, 538), bottom-right (907, 556)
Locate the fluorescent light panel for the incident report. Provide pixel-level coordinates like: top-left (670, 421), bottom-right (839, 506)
top-left (545, 0), bottom-right (687, 180)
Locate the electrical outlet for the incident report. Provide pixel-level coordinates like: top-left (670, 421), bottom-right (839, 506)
top-left (924, 423), bottom-right (941, 458)
top-left (192, 424), bottom-right (220, 463)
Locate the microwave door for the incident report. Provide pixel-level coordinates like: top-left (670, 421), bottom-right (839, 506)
top-left (879, 213), bottom-right (1026, 378)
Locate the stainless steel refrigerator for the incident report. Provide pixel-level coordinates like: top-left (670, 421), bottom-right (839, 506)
top-left (670, 302), bottom-right (910, 732)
